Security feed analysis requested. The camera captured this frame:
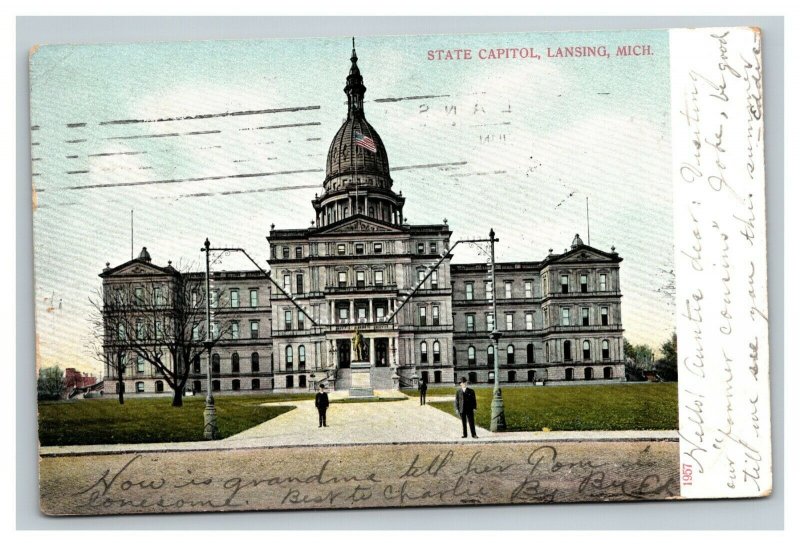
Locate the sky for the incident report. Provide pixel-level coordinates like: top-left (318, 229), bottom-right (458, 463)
top-left (30, 30), bottom-right (674, 376)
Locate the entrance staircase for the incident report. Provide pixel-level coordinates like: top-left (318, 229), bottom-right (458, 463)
top-left (370, 366), bottom-right (394, 390)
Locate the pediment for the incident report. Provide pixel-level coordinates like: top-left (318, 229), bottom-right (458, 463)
top-left (547, 246), bottom-right (621, 264)
top-left (100, 259), bottom-right (175, 278)
top-left (316, 216), bottom-right (402, 235)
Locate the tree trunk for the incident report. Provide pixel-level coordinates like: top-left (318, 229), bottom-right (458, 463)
top-left (172, 388), bottom-right (183, 407)
top-left (117, 382), bottom-right (125, 405)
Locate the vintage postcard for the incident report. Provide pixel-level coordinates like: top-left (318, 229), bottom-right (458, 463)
top-left (31, 26), bottom-right (771, 515)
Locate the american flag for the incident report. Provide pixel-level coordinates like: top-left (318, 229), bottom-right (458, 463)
top-left (354, 131), bottom-right (377, 153)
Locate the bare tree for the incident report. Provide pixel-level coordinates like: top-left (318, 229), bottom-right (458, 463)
top-left (90, 269), bottom-right (231, 407)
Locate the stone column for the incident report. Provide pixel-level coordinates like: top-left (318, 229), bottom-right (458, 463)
top-left (369, 337), bottom-right (376, 366)
top-left (368, 297), bottom-right (374, 322)
top-left (349, 300), bottom-right (354, 323)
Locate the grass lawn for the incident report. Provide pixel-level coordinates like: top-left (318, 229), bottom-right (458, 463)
top-left (37, 393), bottom-right (312, 446)
top-left (415, 383), bottom-right (678, 431)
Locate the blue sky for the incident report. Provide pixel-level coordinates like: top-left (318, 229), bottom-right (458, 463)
top-left (31, 30), bottom-right (673, 375)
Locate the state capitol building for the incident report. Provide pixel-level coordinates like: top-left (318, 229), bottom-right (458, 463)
top-left (99, 44), bottom-right (626, 396)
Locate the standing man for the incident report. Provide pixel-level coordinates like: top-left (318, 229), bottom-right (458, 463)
top-left (418, 377), bottom-right (428, 405)
top-left (454, 377), bottom-right (478, 438)
top-left (315, 383), bottom-right (329, 428)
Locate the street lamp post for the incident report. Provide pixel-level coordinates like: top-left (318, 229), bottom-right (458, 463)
top-left (489, 228), bottom-right (507, 431)
top-left (201, 238), bottom-right (219, 440)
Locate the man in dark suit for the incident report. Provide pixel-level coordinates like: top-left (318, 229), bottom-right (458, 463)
top-left (315, 384), bottom-right (329, 427)
top-left (454, 377), bottom-right (478, 438)
top-left (418, 377), bottom-right (428, 405)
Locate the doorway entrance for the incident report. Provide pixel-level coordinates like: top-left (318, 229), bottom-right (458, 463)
top-left (375, 338), bottom-right (388, 367)
top-left (337, 339), bottom-right (351, 368)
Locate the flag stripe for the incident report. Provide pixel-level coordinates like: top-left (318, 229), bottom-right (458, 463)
top-left (354, 132), bottom-right (377, 152)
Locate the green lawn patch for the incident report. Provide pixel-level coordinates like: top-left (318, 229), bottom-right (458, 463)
top-left (37, 393), bottom-right (306, 446)
top-left (424, 383), bottom-right (678, 431)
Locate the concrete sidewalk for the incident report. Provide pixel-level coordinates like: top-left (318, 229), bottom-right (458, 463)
top-left (39, 391), bottom-right (678, 456)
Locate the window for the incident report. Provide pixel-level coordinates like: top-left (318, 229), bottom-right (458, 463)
top-left (251, 378), bottom-right (261, 390)
top-left (232, 352), bottom-right (240, 373)
top-left (604, 367), bottom-right (613, 379)
top-left (527, 343), bottom-right (534, 364)
top-left (282, 246), bottom-right (290, 259)
top-left (434, 370), bottom-right (442, 383)
top-left (136, 381), bottom-right (144, 393)
top-left (296, 274), bottom-right (304, 295)
top-left (338, 271), bottom-right (347, 287)
top-left (417, 269), bottom-right (425, 285)
top-left (136, 356), bottom-right (145, 374)
top-left (565, 368), bottom-right (574, 381)
top-left (580, 274), bottom-right (588, 293)
top-left (232, 379), bottom-right (240, 391)
top-left (420, 341), bottom-right (428, 363)
top-left (373, 242), bottom-right (383, 254)
top-left (155, 287), bottom-right (166, 305)
top-left (355, 243), bottom-right (364, 255)
top-left (193, 380), bottom-right (202, 393)
top-left (602, 340), bottom-right (610, 359)
top-left (192, 324), bottom-right (200, 341)
top-left (487, 345), bottom-right (494, 366)
top-left (298, 312), bottom-right (305, 331)
top-left (432, 305), bottom-right (440, 326)
top-left (468, 346), bottom-right (476, 366)
top-left (600, 274), bottom-right (607, 291)
top-left (283, 274), bottom-right (291, 293)
top-left (286, 346), bottom-right (294, 369)
top-left (298, 345), bottom-right (306, 369)
top-left (295, 246), bottom-right (302, 259)
top-left (250, 321), bottom-right (259, 339)
top-left (250, 289), bottom-right (258, 307)
top-left (192, 290), bottom-right (199, 308)
top-left (417, 242), bottom-right (425, 254)
top-left (418, 307), bottom-right (427, 326)
top-left (429, 242), bottom-right (438, 254)
top-left (337, 244), bottom-right (346, 255)
top-left (487, 313), bottom-right (495, 332)
top-left (431, 270), bottom-right (438, 289)
top-left (230, 289), bottom-right (239, 308)
top-left (284, 310), bottom-right (292, 330)
top-left (212, 353), bottom-right (220, 374)
top-left (564, 340), bottom-right (572, 362)
top-left (251, 352), bottom-right (260, 372)
top-left (525, 313), bottom-right (534, 330)
top-left (525, 281), bottom-right (533, 298)
top-left (375, 270), bottom-right (384, 286)
top-left (561, 274), bottom-right (569, 294)
top-left (507, 345), bottom-right (515, 364)
top-left (506, 314), bottom-right (514, 331)
top-left (433, 341), bottom-right (441, 363)
top-left (231, 322), bottom-right (239, 339)
top-left (376, 306), bottom-right (385, 319)
top-left (212, 380), bottom-right (221, 391)
top-left (485, 280), bottom-right (493, 300)
top-left (584, 367), bottom-right (593, 380)
top-left (466, 314), bottom-right (475, 332)
top-left (561, 307), bottom-right (570, 326)
top-left (299, 375), bottom-right (307, 388)
top-left (117, 323), bottom-right (126, 340)
top-left (465, 282), bottom-right (474, 300)
top-left (210, 289), bottom-right (218, 308)
top-left (356, 270), bottom-right (365, 288)
top-left (156, 321), bottom-right (164, 339)
top-left (134, 287), bottom-right (144, 304)
top-left (152, 380), bottom-right (162, 392)
top-left (508, 371), bottom-right (516, 383)
top-left (583, 340), bottom-right (591, 360)
top-left (286, 376), bottom-right (294, 388)
top-left (338, 307), bottom-right (349, 321)
top-left (136, 319), bottom-right (144, 340)
top-left (582, 307), bottom-right (590, 326)
top-left (505, 281), bottom-right (512, 299)
top-left (209, 321), bottom-right (218, 339)
top-left (193, 355), bottom-right (200, 373)
top-left (601, 307), bottom-right (609, 326)
top-left (357, 306), bottom-right (367, 320)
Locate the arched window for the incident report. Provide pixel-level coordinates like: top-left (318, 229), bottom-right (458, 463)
top-left (298, 345), bottom-right (306, 369)
top-left (508, 371), bottom-right (516, 382)
top-left (433, 341), bottom-right (441, 363)
top-left (467, 346), bottom-right (476, 366)
top-left (526, 343), bottom-right (534, 364)
top-left (251, 352), bottom-right (260, 372)
top-left (583, 340), bottom-right (591, 361)
top-left (193, 354), bottom-right (201, 373)
top-left (584, 367), bottom-right (593, 380)
top-left (155, 380), bottom-right (164, 393)
top-left (602, 340), bottom-right (610, 359)
top-left (286, 375), bottom-right (294, 388)
top-left (251, 378), bottom-right (261, 390)
top-left (212, 380), bottom-right (220, 391)
top-left (565, 368), bottom-right (574, 381)
top-left (231, 352), bottom-right (240, 373)
top-left (212, 353), bottom-right (220, 374)
top-left (468, 372), bottom-right (478, 384)
top-left (420, 341), bottom-right (428, 363)
top-left (232, 379), bottom-right (240, 391)
top-left (286, 346), bottom-right (294, 369)
top-left (507, 344), bottom-right (515, 365)
top-left (563, 340), bottom-right (572, 362)
top-left (487, 345), bottom-right (494, 366)
top-left (604, 366), bottom-right (613, 379)
top-left (299, 375), bottom-right (307, 388)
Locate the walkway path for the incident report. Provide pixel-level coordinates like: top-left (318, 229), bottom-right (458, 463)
top-left (40, 391), bottom-right (677, 456)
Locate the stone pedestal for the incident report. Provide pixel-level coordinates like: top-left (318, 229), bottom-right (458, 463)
top-left (349, 361), bottom-right (373, 397)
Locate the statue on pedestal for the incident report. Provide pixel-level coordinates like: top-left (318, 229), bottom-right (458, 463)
top-left (351, 327), bottom-right (366, 361)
